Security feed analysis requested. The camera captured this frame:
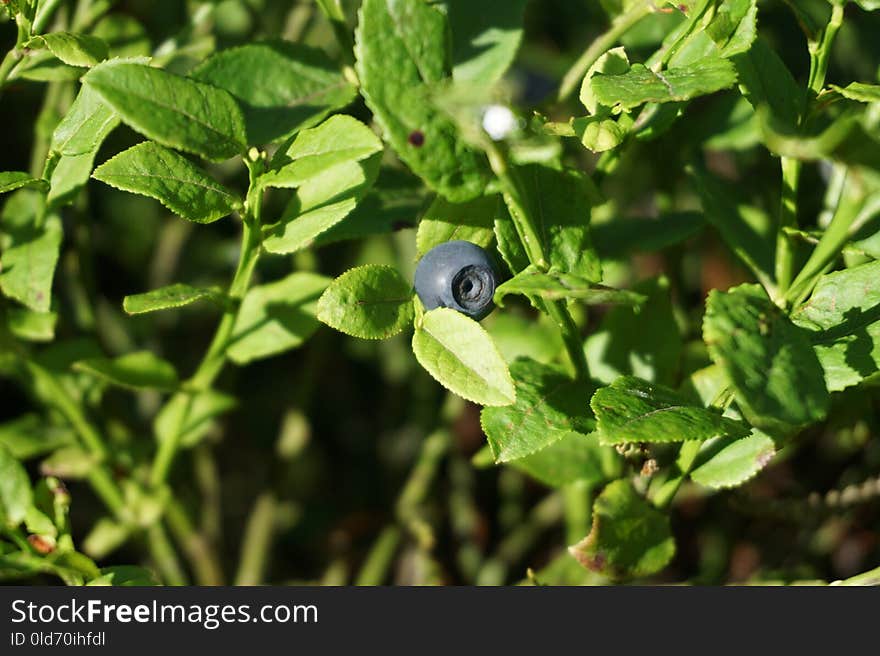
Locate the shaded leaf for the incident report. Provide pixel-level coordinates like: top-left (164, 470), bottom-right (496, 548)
top-left (0, 214), bottom-right (62, 313)
top-left (480, 358), bottom-right (594, 462)
top-left (154, 391), bottom-right (237, 448)
top-left (446, 0), bottom-right (528, 85)
top-left (569, 479), bottom-right (675, 579)
top-left (689, 166), bottom-right (775, 288)
top-left (585, 276), bottom-right (681, 386)
top-left (87, 565), bottom-right (159, 586)
top-left (415, 194), bottom-right (498, 257)
top-left (505, 163), bottom-right (602, 280)
top-left (0, 445), bottom-right (32, 528)
top-left (704, 284), bottom-right (829, 429)
top-left (229, 272), bottom-right (330, 364)
top-left (73, 351), bottom-right (179, 391)
top-left (7, 307), bottom-right (57, 342)
top-left (192, 41), bottom-right (357, 146)
top-left (791, 260), bottom-right (880, 392)
top-left (511, 431), bottom-right (622, 488)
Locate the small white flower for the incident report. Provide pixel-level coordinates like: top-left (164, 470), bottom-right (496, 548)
top-left (481, 104), bottom-right (518, 141)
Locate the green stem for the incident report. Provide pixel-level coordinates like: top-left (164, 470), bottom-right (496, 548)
top-left (315, 0), bottom-right (355, 69)
top-left (485, 142), bottom-right (591, 380)
top-left (24, 361), bottom-right (126, 517)
top-left (150, 158), bottom-right (264, 488)
top-left (562, 481), bottom-right (592, 544)
top-left (476, 493), bottom-right (563, 585)
top-left (354, 526), bottom-right (402, 586)
top-left (396, 430), bottom-right (450, 549)
top-left (234, 493), bottom-right (277, 586)
top-left (32, 0), bottom-right (66, 35)
top-left (165, 499), bottom-right (225, 585)
top-left (147, 522), bottom-right (188, 586)
top-left (784, 169), bottom-right (861, 307)
top-left (0, 12), bottom-right (31, 93)
top-left (775, 157), bottom-right (802, 297)
top-left (807, 3), bottom-right (844, 96)
top-left (557, 1), bottom-right (654, 102)
top-left (484, 142), bottom-right (548, 269)
top-left (652, 440), bottom-right (702, 510)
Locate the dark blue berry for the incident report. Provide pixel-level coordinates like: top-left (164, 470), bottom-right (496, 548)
top-left (414, 241), bottom-right (497, 321)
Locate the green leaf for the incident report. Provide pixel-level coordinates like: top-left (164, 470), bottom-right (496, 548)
top-left (580, 47), bottom-right (630, 115)
top-left (504, 163), bottom-right (602, 280)
top-left (311, 167), bottom-right (426, 246)
top-left (0, 445), bottom-right (33, 528)
top-left (91, 15), bottom-right (152, 58)
top-left (494, 266), bottom-right (644, 307)
top-left (415, 194), bottom-right (498, 257)
top-left (591, 376), bottom-right (750, 445)
top-left (87, 565), bottom-right (159, 586)
top-left (569, 479), bottom-right (675, 579)
top-left (355, 0), bottom-right (489, 201)
top-left (228, 272), bottom-right (330, 364)
top-left (585, 276), bottom-right (682, 386)
top-left (0, 214), bottom-right (62, 313)
top-left (703, 284), bottom-right (829, 429)
top-left (0, 415), bottom-right (74, 460)
top-left (154, 390), bottom-right (237, 449)
top-left (7, 307), bottom-right (57, 342)
top-left (791, 260), bottom-right (880, 392)
top-left (261, 117), bottom-right (383, 254)
top-left (191, 41), bottom-right (358, 146)
top-left (732, 38), bottom-right (803, 129)
top-left (571, 115), bottom-right (627, 153)
top-left (480, 358), bottom-right (594, 462)
top-left (445, 0), bottom-right (528, 85)
top-left (16, 54), bottom-right (83, 82)
top-left (511, 431), bottom-right (622, 488)
top-left (316, 265), bottom-right (413, 340)
top-left (50, 84), bottom-right (119, 157)
top-left (259, 114), bottom-right (382, 189)
top-left (0, 172), bottom-right (48, 194)
top-left (412, 308), bottom-right (515, 406)
top-left (82, 517), bottom-right (131, 559)
top-left (690, 429), bottom-right (776, 489)
top-left (46, 153), bottom-right (95, 208)
top-left (487, 313), bottom-right (564, 366)
top-left (592, 211), bottom-right (705, 258)
top-left (43, 85), bottom-right (120, 209)
top-left (829, 82), bottom-right (880, 104)
top-left (83, 60), bottom-right (247, 161)
top-left (689, 166), bottom-right (775, 288)
top-left (92, 142), bottom-right (241, 223)
top-left (123, 283), bottom-right (223, 315)
top-left (26, 33), bottom-right (109, 67)
top-left (73, 351), bottom-right (179, 391)
top-left (590, 57), bottom-right (738, 111)
top-left (40, 445), bottom-right (98, 480)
